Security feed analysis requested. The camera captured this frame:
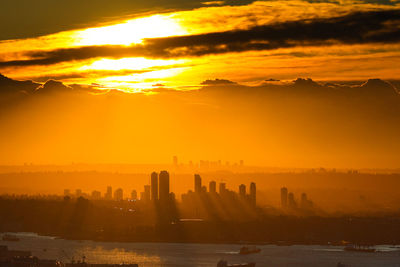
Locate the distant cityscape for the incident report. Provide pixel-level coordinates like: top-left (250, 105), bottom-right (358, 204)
top-left (61, 170), bottom-right (316, 220)
top-left (1, 170), bottom-right (400, 245)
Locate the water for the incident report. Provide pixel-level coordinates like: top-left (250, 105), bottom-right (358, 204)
top-left (1, 232), bottom-right (400, 266)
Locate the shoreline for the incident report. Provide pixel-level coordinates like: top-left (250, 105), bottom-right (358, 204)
top-left (2, 231), bottom-right (398, 247)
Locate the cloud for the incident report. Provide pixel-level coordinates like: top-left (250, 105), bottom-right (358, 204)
top-left (1, 9), bottom-right (399, 68)
top-left (2, 73), bottom-right (399, 99)
top-left (0, 0), bottom-right (209, 41)
top-left (201, 79), bottom-right (237, 85)
top-left (34, 80), bottom-right (73, 94)
top-left (0, 73), bottom-right (39, 94)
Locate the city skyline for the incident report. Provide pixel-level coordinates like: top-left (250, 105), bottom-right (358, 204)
top-left (1, 1), bottom-right (400, 265)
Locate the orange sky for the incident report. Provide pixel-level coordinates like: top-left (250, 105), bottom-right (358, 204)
top-left (0, 0), bottom-right (399, 168)
top-left (0, 0), bottom-right (399, 91)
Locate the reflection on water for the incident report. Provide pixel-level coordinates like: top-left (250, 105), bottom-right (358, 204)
top-left (1, 233), bottom-right (400, 267)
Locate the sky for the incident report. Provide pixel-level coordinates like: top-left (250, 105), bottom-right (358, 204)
top-left (0, 0), bottom-right (399, 168)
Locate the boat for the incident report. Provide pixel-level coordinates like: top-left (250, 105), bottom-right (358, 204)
top-left (0, 245), bottom-right (32, 259)
top-left (66, 263), bottom-right (139, 267)
top-left (239, 246), bottom-right (261, 255)
top-left (2, 234), bottom-right (20, 241)
top-left (217, 260), bottom-right (256, 267)
top-left (65, 256), bottom-right (138, 267)
top-left (344, 243), bottom-right (376, 253)
top-left (1, 248), bottom-right (138, 267)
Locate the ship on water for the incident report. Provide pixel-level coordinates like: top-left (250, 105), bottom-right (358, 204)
top-left (344, 243), bottom-right (376, 253)
top-left (239, 246), bottom-right (261, 255)
top-left (0, 246), bottom-right (138, 267)
top-left (65, 256), bottom-right (138, 267)
top-left (1, 234), bottom-right (20, 242)
top-left (217, 260), bottom-right (256, 267)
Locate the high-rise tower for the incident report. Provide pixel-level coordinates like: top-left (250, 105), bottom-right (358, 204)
top-left (194, 174), bottom-right (202, 194)
top-left (159, 170), bottom-right (170, 203)
top-left (281, 187), bottom-right (288, 208)
top-left (250, 182), bottom-right (256, 206)
top-left (209, 181), bottom-right (216, 193)
top-left (151, 172), bottom-right (158, 201)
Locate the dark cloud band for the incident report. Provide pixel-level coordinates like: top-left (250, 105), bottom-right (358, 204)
top-left (1, 9), bottom-right (399, 67)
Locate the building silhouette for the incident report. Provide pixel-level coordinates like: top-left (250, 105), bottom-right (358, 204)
top-left (131, 190), bottom-right (137, 200)
top-left (219, 182), bottom-right (226, 194)
top-left (209, 181), bottom-right (216, 193)
top-left (105, 186), bottom-right (112, 200)
top-left (288, 192), bottom-right (296, 209)
top-left (151, 172), bottom-right (158, 201)
top-left (281, 187), bottom-right (288, 208)
top-left (250, 182), bottom-right (256, 206)
top-left (75, 189), bottom-right (82, 198)
top-left (300, 193), bottom-right (313, 210)
top-left (143, 185), bottom-right (151, 202)
top-left (114, 188), bottom-right (123, 201)
top-left (63, 189), bottom-right (70, 196)
top-left (159, 170), bottom-right (170, 203)
top-left (194, 174), bottom-right (202, 194)
top-left (239, 184), bottom-right (246, 198)
top-left (91, 190), bottom-right (101, 199)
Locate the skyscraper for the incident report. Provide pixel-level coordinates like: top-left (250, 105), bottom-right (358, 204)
top-left (143, 185), bottom-right (151, 202)
top-left (209, 181), bottom-right (216, 193)
top-left (159, 170), bottom-right (170, 203)
top-left (91, 190), bottom-right (101, 199)
top-left (250, 182), bottom-right (256, 206)
top-left (281, 187), bottom-right (288, 208)
top-left (239, 184), bottom-right (246, 198)
top-left (63, 189), bottom-right (70, 196)
top-left (151, 172), bottom-right (158, 201)
top-left (288, 192), bottom-right (296, 209)
top-left (105, 186), bottom-right (112, 200)
top-left (114, 188), bottom-right (123, 201)
top-left (219, 182), bottom-right (226, 194)
top-left (131, 190), bottom-right (137, 200)
top-left (194, 174), bottom-right (202, 194)
top-left (75, 189), bottom-right (82, 198)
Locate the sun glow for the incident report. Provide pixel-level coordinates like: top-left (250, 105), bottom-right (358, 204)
top-left (74, 15), bottom-right (187, 46)
top-left (80, 58), bottom-right (186, 71)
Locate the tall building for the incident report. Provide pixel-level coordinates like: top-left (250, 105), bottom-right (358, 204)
top-left (209, 181), bottom-right (216, 193)
top-left (301, 193), bottom-right (307, 207)
top-left (114, 188), bottom-right (123, 201)
top-left (159, 170), bottom-right (170, 203)
top-left (151, 172), bottom-right (158, 201)
top-left (143, 185), bottom-right (151, 202)
top-left (105, 186), bottom-right (112, 200)
top-left (300, 193), bottom-right (313, 209)
top-left (63, 189), bottom-right (70, 196)
top-left (194, 174), bottom-right (202, 193)
top-left (288, 192), bottom-right (296, 209)
top-left (91, 190), bottom-right (101, 199)
top-left (239, 184), bottom-right (246, 198)
top-left (75, 189), bottom-right (82, 198)
top-left (173, 156), bottom-right (178, 166)
top-left (219, 182), bottom-right (226, 194)
top-left (250, 182), bottom-right (256, 206)
top-left (131, 190), bottom-right (137, 200)
top-left (281, 187), bottom-right (288, 208)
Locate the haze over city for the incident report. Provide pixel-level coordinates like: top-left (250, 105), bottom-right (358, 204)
top-left (1, 0), bottom-right (400, 266)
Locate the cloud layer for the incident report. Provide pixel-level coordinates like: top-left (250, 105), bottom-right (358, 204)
top-left (1, 9), bottom-right (399, 68)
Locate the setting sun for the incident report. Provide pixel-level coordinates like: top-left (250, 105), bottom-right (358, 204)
top-left (1, 1), bottom-right (400, 266)
top-left (74, 15), bottom-right (187, 46)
